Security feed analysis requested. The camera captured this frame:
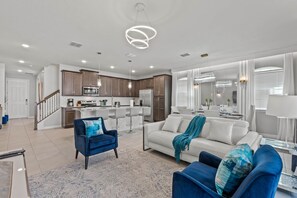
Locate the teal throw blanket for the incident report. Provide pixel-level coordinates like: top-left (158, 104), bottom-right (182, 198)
top-left (172, 115), bottom-right (206, 162)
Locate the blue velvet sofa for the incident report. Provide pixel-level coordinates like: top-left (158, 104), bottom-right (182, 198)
top-left (74, 117), bottom-right (118, 169)
top-left (172, 145), bottom-right (282, 198)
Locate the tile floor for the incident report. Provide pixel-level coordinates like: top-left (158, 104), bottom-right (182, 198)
top-left (0, 118), bottom-right (295, 197)
top-left (0, 118), bottom-right (144, 176)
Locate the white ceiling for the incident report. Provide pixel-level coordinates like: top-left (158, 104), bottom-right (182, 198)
top-left (0, 0), bottom-right (297, 76)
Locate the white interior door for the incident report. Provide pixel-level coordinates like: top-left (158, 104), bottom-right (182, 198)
top-left (6, 78), bottom-right (29, 118)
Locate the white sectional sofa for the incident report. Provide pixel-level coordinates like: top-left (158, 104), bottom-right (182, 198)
top-left (144, 114), bottom-right (262, 163)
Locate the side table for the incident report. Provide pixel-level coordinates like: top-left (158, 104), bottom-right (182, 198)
top-left (260, 138), bottom-right (297, 193)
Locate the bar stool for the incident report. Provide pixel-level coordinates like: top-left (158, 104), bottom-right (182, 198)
top-left (96, 109), bottom-right (110, 130)
top-left (126, 107), bottom-right (141, 132)
top-left (140, 107), bottom-right (151, 126)
top-left (109, 108), bottom-right (127, 130)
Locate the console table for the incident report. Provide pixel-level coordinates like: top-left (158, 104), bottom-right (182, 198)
top-left (0, 149), bottom-right (30, 198)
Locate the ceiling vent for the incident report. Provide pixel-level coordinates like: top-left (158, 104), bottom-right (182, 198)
top-left (201, 53), bottom-right (208, 58)
top-left (180, 53), bottom-right (190, 57)
top-left (69, 41), bottom-right (82, 48)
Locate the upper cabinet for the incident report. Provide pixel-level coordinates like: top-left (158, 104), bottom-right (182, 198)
top-left (111, 78), bottom-right (121, 97)
top-left (139, 78), bottom-right (154, 90)
top-left (81, 70), bottom-right (98, 87)
top-left (132, 80), bottom-right (140, 97)
top-left (154, 75), bottom-right (166, 96)
top-left (62, 71), bottom-right (82, 96)
top-left (99, 76), bottom-right (112, 97)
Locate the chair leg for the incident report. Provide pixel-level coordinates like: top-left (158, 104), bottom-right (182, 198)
top-left (114, 148), bottom-right (118, 158)
top-left (75, 150), bottom-right (79, 159)
top-left (85, 156), bottom-right (89, 170)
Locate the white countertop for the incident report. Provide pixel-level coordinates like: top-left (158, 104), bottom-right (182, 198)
top-left (71, 106), bottom-right (150, 111)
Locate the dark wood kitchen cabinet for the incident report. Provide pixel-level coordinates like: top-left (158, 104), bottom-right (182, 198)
top-left (81, 70), bottom-right (98, 87)
top-left (62, 71), bottom-right (82, 96)
top-left (153, 75), bottom-right (171, 121)
top-left (120, 79), bottom-right (130, 97)
top-left (131, 80), bottom-right (140, 97)
top-left (139, 78), bottom-right (154, 90)
top-left (111, 78), bottom-right (121, 97)
top-left (62, 108), bottom-right (76, 128)
top-left (99, 76), bottom-right (112, 97)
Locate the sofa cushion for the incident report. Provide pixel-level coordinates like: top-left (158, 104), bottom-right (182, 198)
top-left (207, 120), bottom-right (234, 145)
top-left (89, 134), bottom-right (115, 149)
top-left (178, 119), bottom-right (191, 133)
top-left (182, 161), bottom-right (217, 192)
top-left (148, 130), bottom-right (179, 149)
top-left (184, 138), bottom-right (234, 159)
top-left (177, 117), bottom-right (210, 137)
top-left (162, 116), bottom-right (182, 133)
top-left (215, 144), bottom-right (253, 197)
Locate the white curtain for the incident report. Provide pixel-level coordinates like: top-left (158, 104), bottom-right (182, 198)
top-left (238, 60), bottom-right (256, 131)
top-left (171, 72), bottom-right (178, 107)
top-left (193, 68), bottom-right (201, 111)
top-left (187, 70), bottom-right (195, 110)
top-left (277, 53), bottom-right (295, 141)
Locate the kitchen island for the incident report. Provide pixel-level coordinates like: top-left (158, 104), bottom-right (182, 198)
top-left (70, 106), bottom-right (151, 132)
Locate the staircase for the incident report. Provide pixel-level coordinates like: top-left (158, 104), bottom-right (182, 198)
top-left (34, 90), bottom-right (60, 130)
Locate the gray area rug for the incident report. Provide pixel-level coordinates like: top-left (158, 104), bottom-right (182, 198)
top-left (29, 150), bottom-right (185, 198)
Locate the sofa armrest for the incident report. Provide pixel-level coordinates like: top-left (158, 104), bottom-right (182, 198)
top-left (143, 121), bottom-right (165, 147)
top-left (237, 131), bottom-right (262, 151)
top-left (75, 135), bottom-right (88, 155)
top-left (104, 130), bottom-right (118, 137)
top-left (172, 172), bottom-right (220, 198)
top-left (199, 151), bottom-right (222, 169)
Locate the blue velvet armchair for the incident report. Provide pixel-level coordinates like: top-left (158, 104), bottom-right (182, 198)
top-left (74, 117), bottom-right (118, 169)
top-left (172, 145), bottom-right (282, 198)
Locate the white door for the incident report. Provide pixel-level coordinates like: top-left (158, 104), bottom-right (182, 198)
top-left (6, 78), bottom-right (29, 118)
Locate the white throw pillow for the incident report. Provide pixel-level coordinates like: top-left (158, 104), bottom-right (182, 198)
top-left (162, 116), bottom-right (182, 133)
top-left (207, 120), bottom-right (234, 145)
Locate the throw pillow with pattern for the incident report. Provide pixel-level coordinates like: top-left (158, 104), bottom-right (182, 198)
top-left (215, 144), bottom-right (253, 197)
top-left (83, 118), bottom-right (104, 138)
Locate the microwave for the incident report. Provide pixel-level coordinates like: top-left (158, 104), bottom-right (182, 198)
top-left (83, 87), bottom-right (99, 96)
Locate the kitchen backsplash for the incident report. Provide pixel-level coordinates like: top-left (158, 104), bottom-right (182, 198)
top-left (60, 96), bottom-right (140, 107)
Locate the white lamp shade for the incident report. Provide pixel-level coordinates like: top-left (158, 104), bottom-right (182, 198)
top-left (266, 95), bottom-right (297, 118)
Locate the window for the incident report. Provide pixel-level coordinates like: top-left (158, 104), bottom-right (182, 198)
top-left (254, 69), bottom-right (284, 109)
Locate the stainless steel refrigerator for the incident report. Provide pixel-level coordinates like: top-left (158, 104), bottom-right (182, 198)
top-left (139, 89), bottom-right (154, 122)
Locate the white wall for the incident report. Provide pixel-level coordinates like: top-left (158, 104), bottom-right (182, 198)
top-left (0, 63), bottom-right (5, 116)
top-left (44, 65), bottom-right (59, 96)
top-left (5, 72), bottom-right (36, 117)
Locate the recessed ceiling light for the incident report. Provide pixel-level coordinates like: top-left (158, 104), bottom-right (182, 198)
top-left (110, 66), bottom-right (115, 69)
top-left (132, 70), bottom-right (136, 73)
top-left (81, 60), bottom-right (87, 64)
top-left (19, 60), bottom-right (25, 63)
top-left (149, 65), bottom-right (154, 69)
top-left (17, 69), bottom-right (22, 72)
top-left (21, 44), bottom-right (30, 48)
top-left (29, 65), bottom-right (33, 67)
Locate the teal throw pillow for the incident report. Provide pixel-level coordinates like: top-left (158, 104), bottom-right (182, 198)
top-left (83, 118), bottom-right (104, 138)
top-left (215, 144), bottom-right (253, 197)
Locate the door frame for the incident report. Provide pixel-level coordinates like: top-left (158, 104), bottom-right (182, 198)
top-left (6, 78), bottom-right (30, 118)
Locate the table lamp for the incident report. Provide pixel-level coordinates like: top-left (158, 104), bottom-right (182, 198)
top-left (266, 95), bottom-right (297, 146)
